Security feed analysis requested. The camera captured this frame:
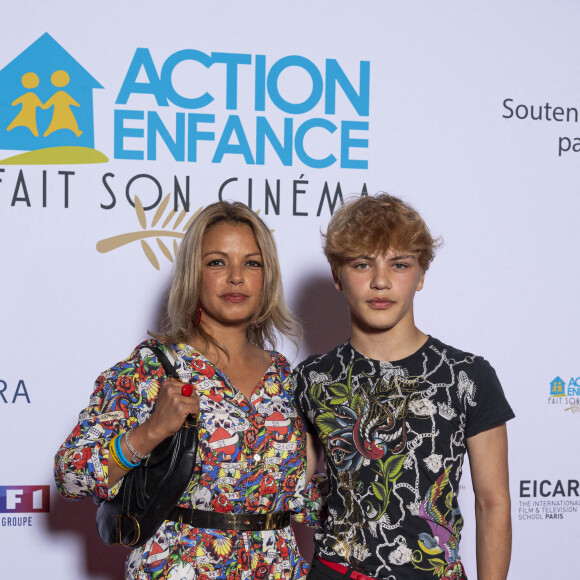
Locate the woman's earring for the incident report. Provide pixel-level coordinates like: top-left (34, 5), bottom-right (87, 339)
top-left (253, 320), bottom-right (263, 329)
top-left (193, 305), bottom-right (202, 327)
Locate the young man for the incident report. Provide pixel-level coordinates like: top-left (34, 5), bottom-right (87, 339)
top-left (295, 194), bottom-right (514, 580)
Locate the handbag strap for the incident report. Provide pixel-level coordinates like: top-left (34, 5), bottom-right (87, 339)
top-left (145, 344), bottom-right (197, 428)
top-left (145, 344), bottom-right (180, 380)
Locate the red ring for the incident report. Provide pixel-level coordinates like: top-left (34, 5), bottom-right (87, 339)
top-left (181, 384), bottom-right (193, 397)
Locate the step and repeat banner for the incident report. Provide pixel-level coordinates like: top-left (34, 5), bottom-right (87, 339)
top-left (1, 2), bottom-right (578, 578)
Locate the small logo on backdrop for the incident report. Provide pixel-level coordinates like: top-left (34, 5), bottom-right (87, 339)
top-left (550, 376), bottom-right (565, 397)
top-left (0, 32), bottom-right (107, 165)
top-left (0, 486), bottom-right (49, 527)
top-left (517, 479), bottom-right (580, 521)
top-left (548, 376), bottom-right (580, 413)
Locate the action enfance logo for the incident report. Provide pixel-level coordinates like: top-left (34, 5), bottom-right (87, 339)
top-left (0, 33), bottom-right (107, 165)
top-left (548, 376), bottom-right (580, 413)
top-left (1, 33), bottom-right (370, 169)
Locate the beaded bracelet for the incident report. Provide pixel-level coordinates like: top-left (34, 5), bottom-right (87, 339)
top-left (125, 429), bottom-right (150, 464)
top-left (109, 435), bottom-right (132, 472)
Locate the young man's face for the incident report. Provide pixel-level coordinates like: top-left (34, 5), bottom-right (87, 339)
top-left (334, 249), bottom-right (425, 335)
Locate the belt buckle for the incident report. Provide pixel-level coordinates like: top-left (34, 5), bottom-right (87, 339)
top-left (264, 512), bottom-right (275, 529)
top-left (231, 513), bottom-right (250, 529)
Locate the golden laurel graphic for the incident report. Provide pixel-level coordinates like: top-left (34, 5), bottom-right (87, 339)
top-left (96, 193), bottom-right (202, 270)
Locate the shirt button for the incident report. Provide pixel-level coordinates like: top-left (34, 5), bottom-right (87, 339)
top-left (254, 454), bottom-right (261, 462)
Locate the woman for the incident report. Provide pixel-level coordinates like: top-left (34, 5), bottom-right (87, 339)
top-left (55, 201), bottom-right (321, 579)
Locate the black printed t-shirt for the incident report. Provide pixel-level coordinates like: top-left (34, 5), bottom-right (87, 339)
top-left (293, 336), bottom-right (515, 579)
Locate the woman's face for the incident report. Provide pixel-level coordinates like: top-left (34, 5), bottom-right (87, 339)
top-left (198, 221), bottom-right (264, 331)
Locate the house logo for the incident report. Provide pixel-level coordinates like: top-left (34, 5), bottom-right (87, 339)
top-left (0, 33), bottom-right (107, 164)
top-left (550, 376), bottom-right (566, 397)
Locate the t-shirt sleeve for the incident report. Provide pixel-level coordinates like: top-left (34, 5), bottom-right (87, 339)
top-left (291, 364), bottom-right (317, 435)
top-left (465, 358), bottom-right (515, 439)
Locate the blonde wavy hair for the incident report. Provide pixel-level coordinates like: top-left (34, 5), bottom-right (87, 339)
top-left (324, 193), bottom-right (441, 273)
top-left (153, 201), bottom-right (300, 354)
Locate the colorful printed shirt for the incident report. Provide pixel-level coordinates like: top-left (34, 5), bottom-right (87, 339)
top-left (55, 340), bottom-right (322, 580)
top-left (293, 336), bottom-right (515, 579)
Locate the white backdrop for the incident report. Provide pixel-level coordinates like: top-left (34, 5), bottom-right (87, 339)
top-left (1, 2), bottom-right (579, 578)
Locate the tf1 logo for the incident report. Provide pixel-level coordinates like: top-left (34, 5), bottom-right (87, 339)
top-left (0, 486), bottom-right (50, 513)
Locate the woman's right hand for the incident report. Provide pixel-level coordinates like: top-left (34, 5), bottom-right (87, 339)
top-left (143, 379), bottom-right (200, 443)
top-left (106, 379), bottom-right (200, 488)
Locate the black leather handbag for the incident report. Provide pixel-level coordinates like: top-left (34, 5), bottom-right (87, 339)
top-left (95, 344), bottom-right (199, 548)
